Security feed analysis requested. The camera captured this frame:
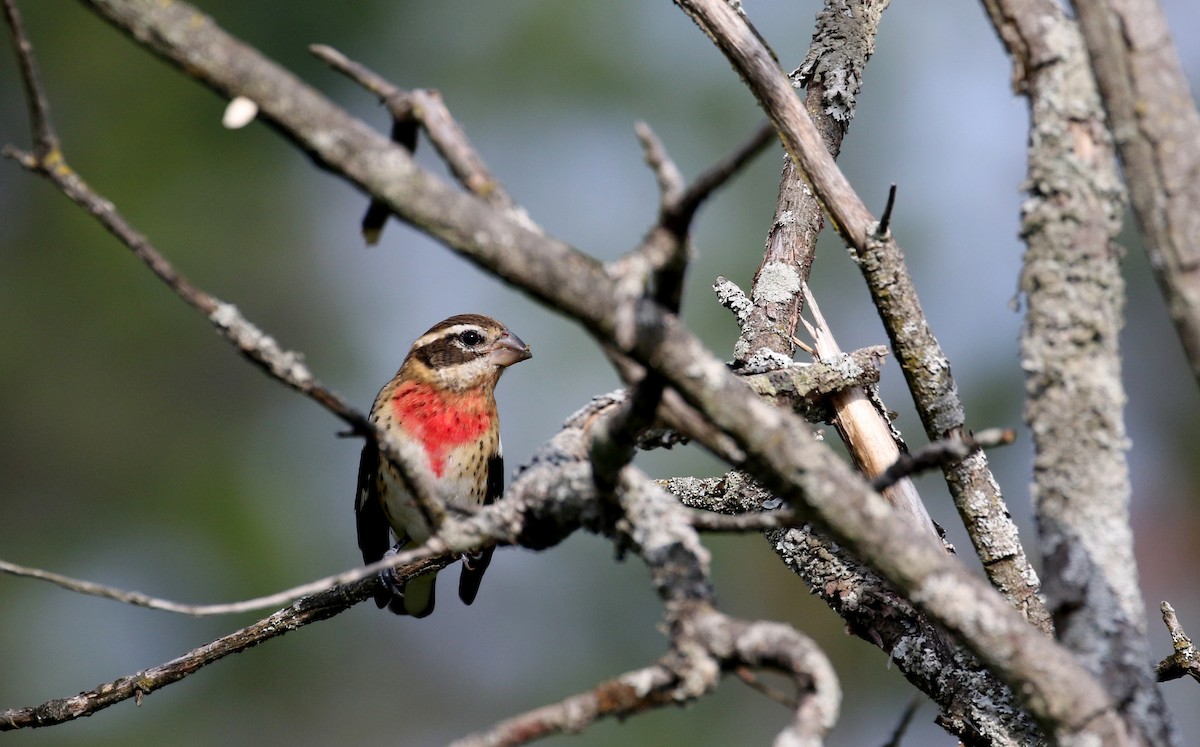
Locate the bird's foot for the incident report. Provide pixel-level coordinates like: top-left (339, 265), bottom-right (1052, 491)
top-left (381, 542), bottom-right (407, 596)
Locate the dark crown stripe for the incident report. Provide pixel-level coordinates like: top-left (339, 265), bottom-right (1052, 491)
top-left (424, 314), bottom-right (498, 336)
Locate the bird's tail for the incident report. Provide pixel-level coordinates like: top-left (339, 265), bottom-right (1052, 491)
top-left (389, 570), bottom-right (437, 617)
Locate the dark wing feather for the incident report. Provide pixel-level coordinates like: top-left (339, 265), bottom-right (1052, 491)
top-left (355, 442), bottom-right (392, 609)
top-left (361, 119), bottom-right (419, 244)
top-left (458, 452), bottom-right (502, 605)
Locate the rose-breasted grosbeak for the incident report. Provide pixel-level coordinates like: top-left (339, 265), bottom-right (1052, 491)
top-left (355, 314), bottom-right (531, 617)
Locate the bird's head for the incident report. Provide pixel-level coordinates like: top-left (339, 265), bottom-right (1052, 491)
top-left (403, 314), bottom-right (532, 392)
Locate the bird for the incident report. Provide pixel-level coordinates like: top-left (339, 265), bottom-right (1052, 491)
top-left (355, 314), bottom-right (531, 617)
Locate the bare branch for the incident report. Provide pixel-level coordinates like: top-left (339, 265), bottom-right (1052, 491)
top-left (312, 44), bottom-right (514, 206)
top-left (615, 118), bottom-right (774, 317)
top-left (635, 120), bottom-right (686, 209)
top-left (981, 0), bottom-right (1171, 739)
top-left (5, 135), bottom-right (452, 541)
top-left (876, 182), bottom-right (897, 236)
top-left (733, 0), bottom-right (885, 366)
top-left (672, 119), bottom-right (776, 229)
top-left (451, 610), bottom-right (840, 747)
top-left (1066, 0), bottom-right (1200, 391)
top-left (454, 398), bottom-right (840, 746)
top-left (871, 428), bottom-right (1016, 493)
top-left (881, 698), bottom-right (921, 747)
top-left (673, 1), bottom-right (1128, 741)
top-left (38, 1), bottom-right (1144, 742)
top-left (0, 390), bottom-right (687, 731)
top-left (448, 664), bottom-right (679, 747)
top-left (675, 0), bottom-right (1049, 638)
top-left (664, 472), bottom-right (1043, 745)
top-left (596, 118), bottom-right (779, 466)
top-left (310, 43), bottom-right (530, 244)
top-left (2, 144), bottom-right (368, 433)
top-left (1, 0), bottom-right (57, 157)
top-left (1156, 602), bottom-right (1200, 684)
top-left (0, 552), bottom-right (451, 618)
top-left (799, 284), bottom-right (943, 545)
top-left (0, 576), bottom-right (379, 730)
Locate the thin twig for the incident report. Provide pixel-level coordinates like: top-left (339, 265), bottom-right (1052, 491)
top-left (672, 119), bottom-right (776, 229)
top-left (2, 147), bottom-right (368, 432)
top-left (309, 43), bottom-right (516, 208)
top-left (0, 5), bottom-right (456, 604)
top-left (686, 507), bottom-right (799, 532)
top-left (0, 576), bottom-right (379, 730)
top-left (599, 118), bottom-right (774, 458)
top-left (1156, 601), bottom-right (1200, 683)
top-left (311, 43), bottom-right (523, 244)
top-left (734, 666), bottom-right (800, 709)
top-left (876, 183), bottom-right (898, 237)
top-left (635, 120), bottom-right (686, 209)
top-left (0, 550), bottom-right (453, 617)
top-left (880, 697), bottom-right (921, 747)
top-left (1, 0), bottom-right (57, 157)
top-left (448, 664), bottom-right (680, 747)
top-left (872, 428), bottom-right (1016, 492)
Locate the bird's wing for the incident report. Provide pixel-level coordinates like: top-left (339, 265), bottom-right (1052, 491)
top-left (355, 441), bottom-right (393, 609)
top-left (458, 451), bottom-right (501, 605)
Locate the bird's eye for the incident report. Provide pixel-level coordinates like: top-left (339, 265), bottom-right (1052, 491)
top-left (459, 329), bottom-right (485, 346)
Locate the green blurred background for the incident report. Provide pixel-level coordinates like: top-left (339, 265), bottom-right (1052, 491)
top-left (1, 2), bottom-right (1197, 745)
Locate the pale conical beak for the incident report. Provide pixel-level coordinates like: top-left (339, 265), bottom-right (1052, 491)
top-left (489, 330), bottom-right (532, 368)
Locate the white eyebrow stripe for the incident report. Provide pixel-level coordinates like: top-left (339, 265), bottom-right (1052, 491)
top-left (412, 324), bottom-right (487, 348)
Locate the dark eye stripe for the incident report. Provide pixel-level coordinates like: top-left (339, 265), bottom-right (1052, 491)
top-left (412, 328), bottom-right (487, 368)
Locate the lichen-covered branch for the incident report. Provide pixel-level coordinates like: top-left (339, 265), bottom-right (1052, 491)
top-left (981, 1), bottom-right (1173, 742)
top-left (66, 1), bottom-right (1134, 740)
top-left (732, 0), bottom-right (885, 366)
top-left (684, 0), bottom-right (1049, 634)
top-left (1067, 0), bottom-right (1200, 391)
top-left (1156, 602), bottom-right (1200, 684)
top-left (665, 472), bottom-right (1042, 746)
top-left (1, 1), bottom-right (1169, 743)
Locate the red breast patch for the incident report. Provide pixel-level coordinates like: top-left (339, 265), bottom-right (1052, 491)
top-left (390, 381), bottom-right (492, 477)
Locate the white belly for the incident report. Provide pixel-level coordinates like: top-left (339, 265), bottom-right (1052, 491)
top-left (378, 454), bottom-right (484, 545)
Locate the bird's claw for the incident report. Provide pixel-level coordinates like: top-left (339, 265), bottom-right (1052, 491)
top-left (381, 543), bottom-right (407, 596)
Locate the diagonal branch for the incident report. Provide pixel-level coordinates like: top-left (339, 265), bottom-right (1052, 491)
top-left (448, 664), bottom-right (680, 747)
top-left (43, 1), bottom-right (1141, 742)
top-left (0, 148), bottom-right (366, 433)
top-left (1, 0), bottom-right (56, 157)
top-left (663, 472), bottom-right (1042, 745)
top-left (0, 576), bottom-right (378, 730)
top-left (311, 43), bottom-right (517, 212)
top-left (732, 0), bottom-right (885, 367)
top-left (0, 552), bottom-right (452, 619)
top-left (311, 43), bottom-right (533, 245)
top-left (674, 0), bottom-right (1049, 637)
top-left (1066, 0), bottom-right (1200, 391)
top-left (1156, 602), bottom-right (1200, 684)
